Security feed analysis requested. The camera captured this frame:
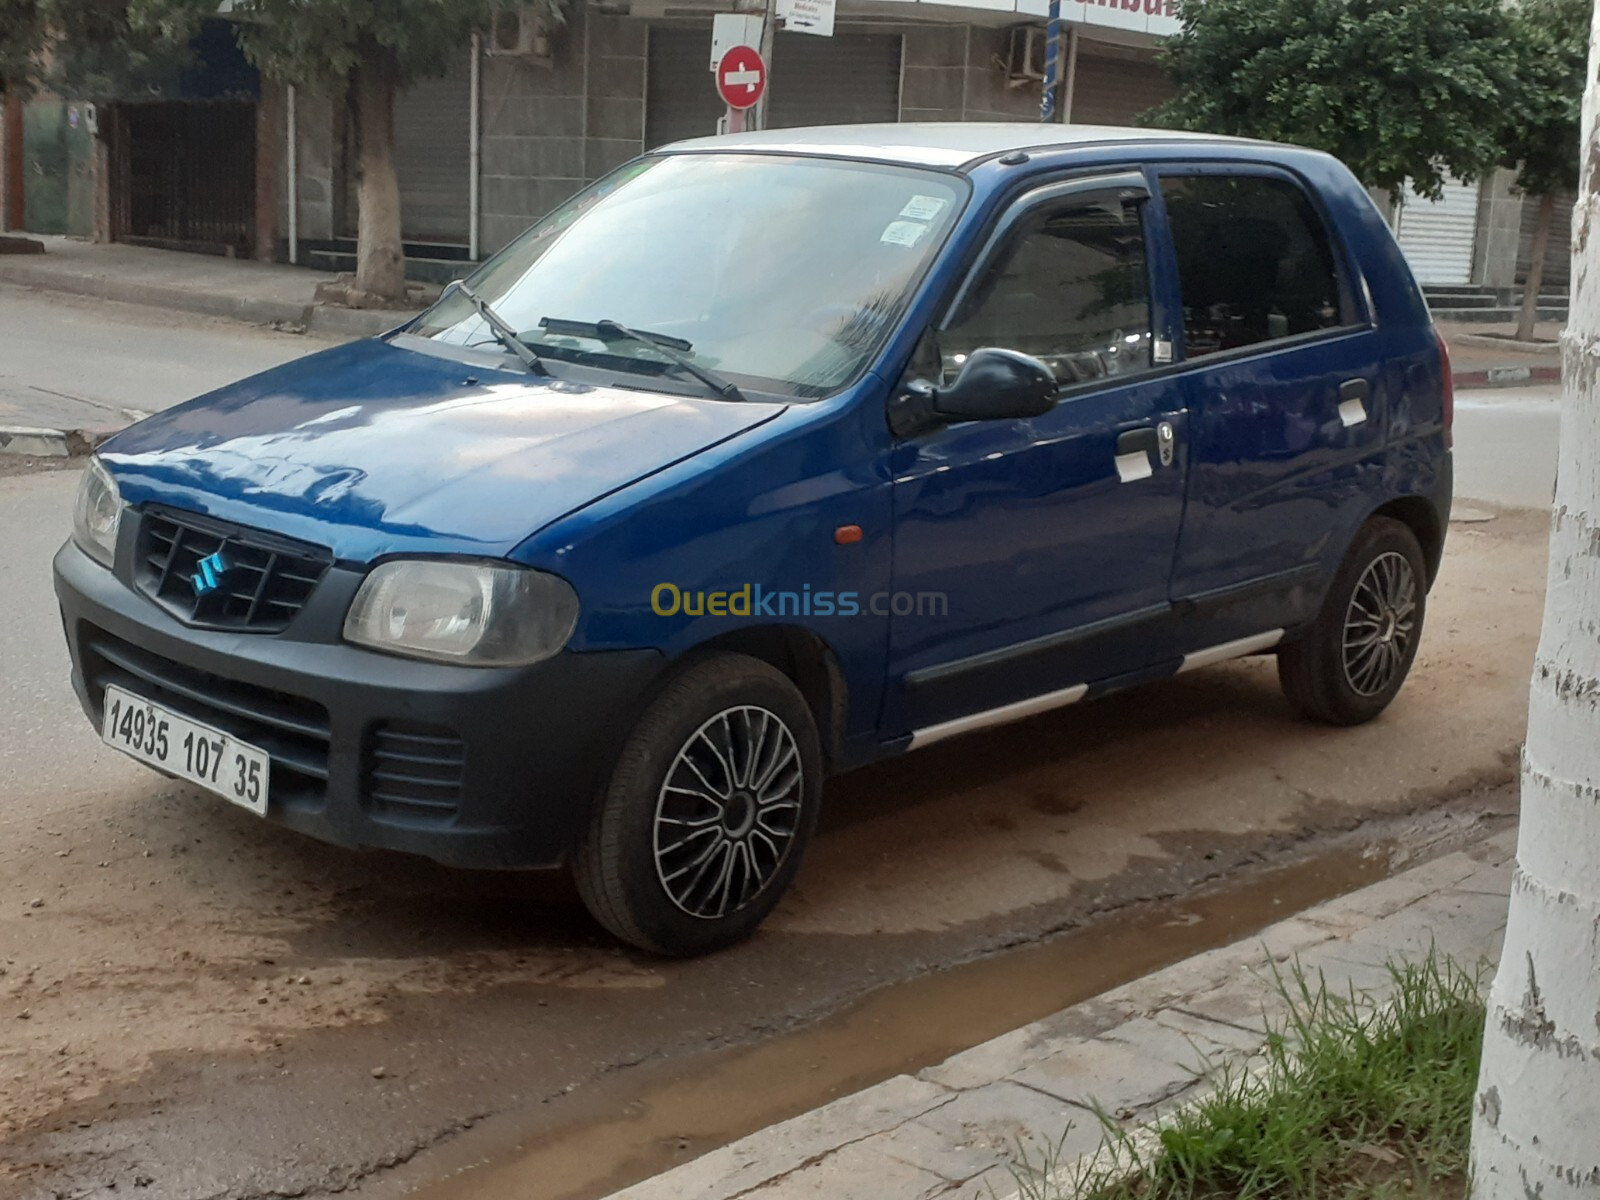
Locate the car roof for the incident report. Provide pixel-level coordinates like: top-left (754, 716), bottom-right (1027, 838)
top-left (659, 122), bottom-right (1269, 170)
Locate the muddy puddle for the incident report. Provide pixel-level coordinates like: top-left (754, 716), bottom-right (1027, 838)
top-left (401, 840), bottom-right (1396, 1200)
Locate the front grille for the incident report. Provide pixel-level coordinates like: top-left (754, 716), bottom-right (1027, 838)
top-left (365, 723), bottom-right (466, 824)
top-left (83, 630), bottom-right (330, 804)
top-left (136, 508), bottom-right (332, 633)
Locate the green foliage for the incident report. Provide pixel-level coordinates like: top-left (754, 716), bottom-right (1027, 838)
top-left (1006, 952), bottom-right (1487, 1200)
top-left (0, 0), bottom-right (44, 92)
top-left (0, 0), bottom-right (199, 100)
top-left (132, 0), bottom-right (564, 91)
top-left (48, 0), bottom-right (199, 99)
top-left (1503, 0), bottom-right (1586, 198)
top-left (1149, 0), bottom-right (1521, 200)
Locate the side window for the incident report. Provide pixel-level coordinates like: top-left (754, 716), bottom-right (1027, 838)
top-left (941, 190), bottom-right (1154, 388)
top-left (1160, 174), bottom-right (1348, 357)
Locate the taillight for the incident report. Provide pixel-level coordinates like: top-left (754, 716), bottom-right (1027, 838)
top-left (1435, 327), bottom-right (1454, 449)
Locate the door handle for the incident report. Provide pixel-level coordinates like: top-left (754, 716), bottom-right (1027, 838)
top-left (1338, 378), bottom-right (1370, 428)
top-left (1114, 426), bottom-right (1164, 483)
top-left (1116, 427), bottom-right (1159, 456)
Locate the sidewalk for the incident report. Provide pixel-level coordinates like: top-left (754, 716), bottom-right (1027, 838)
top-left (1439, 319), bottom-right (1562, 390)
top-left (0, 236), bottom-right (418, 340)
top-left (609, 825), bottom-right (1515, 1200)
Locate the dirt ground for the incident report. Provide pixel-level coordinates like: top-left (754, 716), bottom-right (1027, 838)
top-left (0, 503), bottom-right (1548, 1200)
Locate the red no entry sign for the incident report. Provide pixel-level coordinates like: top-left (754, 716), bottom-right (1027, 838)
top-left (716, 45), bottom-right (766, 110)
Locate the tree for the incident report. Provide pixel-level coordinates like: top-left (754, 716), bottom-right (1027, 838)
top-left (137, 0), bottom-right (562, 302)
top-left (1150, 0), bottom-right (1519, 201)
top-left (1502, 0), bottom-right (1585, 342)
top-left (1469, 2), bottom-right (1600, 1194)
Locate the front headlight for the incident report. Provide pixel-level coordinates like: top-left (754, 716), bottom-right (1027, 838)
top-left (344, 560), bottom-right (580, 667)
top-left (72, 457), bottom-right (123, 568)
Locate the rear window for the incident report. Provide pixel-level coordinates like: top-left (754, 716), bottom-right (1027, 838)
top-left (1160, 175), bottom-right (1351, 358)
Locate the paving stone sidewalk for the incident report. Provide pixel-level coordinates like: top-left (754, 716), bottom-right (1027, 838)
top-left (610, 826), bottom-right (1516, 1200)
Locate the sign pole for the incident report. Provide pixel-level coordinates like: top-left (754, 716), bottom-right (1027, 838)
top-left (753, 0), bottom-right (777, 131)
top-left (1040, 0), bottom-right (1063, 123)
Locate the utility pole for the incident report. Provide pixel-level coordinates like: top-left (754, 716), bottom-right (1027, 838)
top-left (1040, 0), bottom-right (1063, 122)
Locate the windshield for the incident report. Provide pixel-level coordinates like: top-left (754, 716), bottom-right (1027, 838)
top-left (409, 153), bottom-right (968, 399)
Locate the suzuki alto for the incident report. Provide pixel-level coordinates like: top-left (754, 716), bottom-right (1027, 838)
top-left (55, 124), bottom-right (1452, 955)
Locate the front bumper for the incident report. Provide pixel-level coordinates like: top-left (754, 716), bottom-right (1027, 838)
top-left (53, 539), bottom-right (664, 869)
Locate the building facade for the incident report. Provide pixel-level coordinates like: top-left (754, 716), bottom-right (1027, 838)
top-left (272, 0), bottom-right (1183, 273)
top-left (0, 1), bottom-right (1570, 306)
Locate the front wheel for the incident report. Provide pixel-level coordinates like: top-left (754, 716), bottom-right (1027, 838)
top-left (573, 654), bottom-right (823, 956)
top-left (1278, 517), bottom-right (1428, 726)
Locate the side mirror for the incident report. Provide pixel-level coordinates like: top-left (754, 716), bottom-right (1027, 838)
top-left (889, 347), bottom-right (1057, 438)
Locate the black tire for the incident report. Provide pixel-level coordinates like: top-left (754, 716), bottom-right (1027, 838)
top-left (573, 654), bottom-right (823, 956)
top-left (1278, 517), bottom-right (1428, 726)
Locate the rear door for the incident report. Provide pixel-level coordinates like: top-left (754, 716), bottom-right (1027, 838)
top-left (1157, 168), bottom-right (1384, 643)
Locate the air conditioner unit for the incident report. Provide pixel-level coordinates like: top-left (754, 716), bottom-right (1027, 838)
top-left (487, 9), bottom-right (555, 63)
top-left (1006, 24), bottom-right (1048, 84)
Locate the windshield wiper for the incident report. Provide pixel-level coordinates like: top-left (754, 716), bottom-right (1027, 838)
top-left (449, 280), bottom-right (548, 375)
top-left (540, 317), bottom-right (747, 402)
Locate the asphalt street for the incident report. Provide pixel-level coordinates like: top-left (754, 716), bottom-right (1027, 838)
top-left (0, 287), bottom-right (1559, 1200)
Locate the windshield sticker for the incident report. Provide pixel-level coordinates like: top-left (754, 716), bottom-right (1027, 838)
top-left (899, 195), bottom-right (948, 222)
top-left (880, 220), bottom-right (930, 248)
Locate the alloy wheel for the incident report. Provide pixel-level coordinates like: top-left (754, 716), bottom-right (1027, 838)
top-left (1341, 551), bottom-right (1419, 697)
top-left (653, 705), bottom-right (804, 920)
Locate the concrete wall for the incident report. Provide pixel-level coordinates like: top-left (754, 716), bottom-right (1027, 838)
top-left (1472, 167), bottom-right (1523, 292)
top-left (900, 25), bottom-right (1038, 122)
top-left (479, 8), bottom-right (646, 254)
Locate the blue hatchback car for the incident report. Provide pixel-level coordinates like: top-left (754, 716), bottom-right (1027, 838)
top-left (55, 123), bottom-right (1452, 955)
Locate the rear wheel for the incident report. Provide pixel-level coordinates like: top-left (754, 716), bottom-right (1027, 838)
top-left (1278, 518), bottom-right (1427, 726)
top-left (573, 654), bottom-right (823, 956)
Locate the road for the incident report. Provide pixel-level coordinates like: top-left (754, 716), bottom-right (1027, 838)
top-left (0, 283), bottom-right (316, 432)
top-left (0, 287), bottom-right (1556, 1200)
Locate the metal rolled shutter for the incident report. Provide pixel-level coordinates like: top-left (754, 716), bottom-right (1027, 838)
top-left (646, 26), bottom-right (723, 150)
top-left (1517, 190), bottom-right (1574, 290)
top-left (1069, 48), bottom-right (1176, 126)
top-left (766, 31), bottom-right (902, 129)
top-left (1394, 179), bottom-right (1478, 286)
top-left (646, 26), bottom-right (901, 150)
top-left (393, 50), bottom-right (472, 242)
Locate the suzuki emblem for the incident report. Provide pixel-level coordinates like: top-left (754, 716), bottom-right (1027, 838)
top-left (191, 551), bottom-right (229, 597)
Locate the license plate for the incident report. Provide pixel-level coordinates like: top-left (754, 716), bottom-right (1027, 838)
top-left (101, 685), bottom-right (271, 816)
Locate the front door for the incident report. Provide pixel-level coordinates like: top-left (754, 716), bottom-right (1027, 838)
top-left (885, 174), bottom-right (1189, 740)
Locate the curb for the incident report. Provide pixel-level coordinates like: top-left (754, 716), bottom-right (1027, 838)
top-left (1452, 365), bottom-right (1561, 390)
top-left (605, 829), bottom-right (1516, 1200)
top-left (0, 260), bottom-right (415, 340)
top-left (0, 424), bottom-right (123, 460)
top-left (1448, 331), bottom-right (1560, 357)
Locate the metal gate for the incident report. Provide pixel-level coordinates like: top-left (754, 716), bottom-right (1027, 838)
top-left (1070, 47), bottom-right (1177, 125)
top-left (645, 25), bottom-right (901, 150)
top-left (110, 100), bottom-right (257, 255)
top-left (1517, 190), bottom-right (1574, 290)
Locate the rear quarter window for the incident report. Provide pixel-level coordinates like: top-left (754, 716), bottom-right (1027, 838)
top-left (1160, 174), bottom-right (1353, 358)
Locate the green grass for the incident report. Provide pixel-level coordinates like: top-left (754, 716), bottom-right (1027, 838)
top-left (1008, 953), bottom-right (1486, 1200)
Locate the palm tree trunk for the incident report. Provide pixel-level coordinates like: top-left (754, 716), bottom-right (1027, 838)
top-left (1469, 6), bottom-right (1600, 1196)
top-left (351, 42), bottom-right (405, 303)
top-left (1516, 192), bottom-right (1557, 343)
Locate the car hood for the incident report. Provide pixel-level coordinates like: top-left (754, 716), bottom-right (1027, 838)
top-left (100, 338), bottom-right (787, 562)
